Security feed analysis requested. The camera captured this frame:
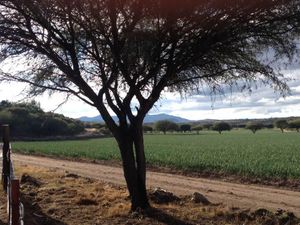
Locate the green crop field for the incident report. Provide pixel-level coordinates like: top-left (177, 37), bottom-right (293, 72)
top-left (13, 129), bottom-right (300, 179)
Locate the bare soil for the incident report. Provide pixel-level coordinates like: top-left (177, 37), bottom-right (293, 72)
top-left (11, 154), bottom-right (300, 217)
top-left (15, 151), bottom-right (300, 191)
top-left (0, 164), bottom-right (299, 225)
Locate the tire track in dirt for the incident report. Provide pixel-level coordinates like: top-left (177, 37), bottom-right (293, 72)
top-left (12, 154), bottom-right (300, 216)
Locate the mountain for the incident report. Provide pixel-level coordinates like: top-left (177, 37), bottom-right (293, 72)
top-left (79, 113), bottom-right (191, 123)
top-left (144, 114), bottom-right (190, 123)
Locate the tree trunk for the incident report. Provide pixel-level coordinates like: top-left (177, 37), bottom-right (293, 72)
top-left (132, 123), bottom-right (149, 209)
top-left (116, 128), bottom-right (150, 211)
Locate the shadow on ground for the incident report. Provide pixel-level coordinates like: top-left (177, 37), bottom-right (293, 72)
top-left (22, 197), bottom-right (67, 225)
top-left (145, 208), bottom-right (194, 225)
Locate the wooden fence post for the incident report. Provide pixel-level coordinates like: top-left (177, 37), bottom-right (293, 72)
top-left (11, 179), bottom-right (20, 225)
top-left (2, 125), bottom-right (10, 192)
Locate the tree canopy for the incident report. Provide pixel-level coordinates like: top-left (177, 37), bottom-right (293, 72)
top-left (180, 124), bottom-right (191, 132)
top-left (212, 122), bottom-right (231, 134)
top-left (142, 125), bottom-right (153, 133)
top-left (191, 125), bottom-right (203, 134)
top-left (288, 119), bottom-right (300, 132)
top-left (155, 120), bottom-right (178, 134)
top-left (0, 0), bottom-right (299, 210)
top-left (275, 119), bottom-right (289, 133)
top-left (245, 122), bottom-right (263, 134)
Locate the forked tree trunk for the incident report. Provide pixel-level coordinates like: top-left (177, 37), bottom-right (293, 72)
top-left (116, 126), bottom-right (149, 211)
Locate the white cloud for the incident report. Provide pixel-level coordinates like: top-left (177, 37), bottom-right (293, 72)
top-left (0, 69), bottom-right (300, 120)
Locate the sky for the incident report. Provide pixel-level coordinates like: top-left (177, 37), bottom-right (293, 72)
top-left (0, 68), bottom-right (299, 120)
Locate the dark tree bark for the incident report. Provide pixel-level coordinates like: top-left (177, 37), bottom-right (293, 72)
top-left (132, 122), bottom-right (149, 209)
top-left (116, 122), bottom-right (149, 210)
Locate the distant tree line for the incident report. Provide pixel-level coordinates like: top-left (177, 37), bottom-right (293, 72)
top-left (275, 119), bottom-right (300, 133)
top-left (0, 101), bottom-right (84, 137)
top-left (142, 118), bottom-right (300, 135)
top-left (143, 120), bottom-right (229, 134)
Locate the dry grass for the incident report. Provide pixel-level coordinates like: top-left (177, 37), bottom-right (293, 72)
top-left (0, 165), bottom-right (298, 225)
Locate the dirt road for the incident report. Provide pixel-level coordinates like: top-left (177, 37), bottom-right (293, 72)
top-left (12, 154), bottom-right (300, 216)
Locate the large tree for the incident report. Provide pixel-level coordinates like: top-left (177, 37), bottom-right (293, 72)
top-left (275, 119), bottom-right (289, 133)
top-left (289, 119), bottom-right (300, 132)
top-left (0, 0), bottom-right (299, 210)
top-left (245, 122), bottom-right (263, 134)
top-left (212, 121), bottom-right (231, 134)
